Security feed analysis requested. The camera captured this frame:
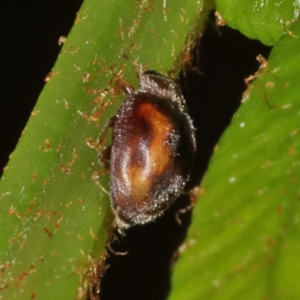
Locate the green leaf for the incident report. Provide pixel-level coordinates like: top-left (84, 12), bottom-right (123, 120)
top-left (169, 19), bottom-right (300, 300)
top-left (215, 0), bottom-right (300, 46)
top-left (0, 0), bottom-right (214, 298)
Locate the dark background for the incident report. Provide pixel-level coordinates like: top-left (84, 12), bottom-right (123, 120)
top-left (0, 2), bottom-right (271, 300)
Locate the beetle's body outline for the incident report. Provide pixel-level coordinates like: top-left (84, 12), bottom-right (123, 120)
top-left (99, 71), bottom-right (196, 229)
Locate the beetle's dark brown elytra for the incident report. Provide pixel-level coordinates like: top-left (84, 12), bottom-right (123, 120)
top-left (102, 70), bottom-right (196, 228)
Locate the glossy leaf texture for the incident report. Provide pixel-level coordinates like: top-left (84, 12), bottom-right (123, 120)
top-left (169, 20), bottom-right (300, 300)
top-left (0, 0), bottom-right (213, 299)
top-left (215, 0), bottom-right (300, 46)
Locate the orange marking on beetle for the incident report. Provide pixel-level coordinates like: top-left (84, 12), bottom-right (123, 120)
top-left (115, 102), bottom-right (175, 205)
top-left (135, 101), bottom-right (173, 175)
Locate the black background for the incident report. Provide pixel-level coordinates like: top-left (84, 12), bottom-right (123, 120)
top-left (0, 2), bottom-right (271, 300)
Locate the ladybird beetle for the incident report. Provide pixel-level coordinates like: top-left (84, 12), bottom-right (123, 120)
top-left (102, 70), bottom-right (196, 229)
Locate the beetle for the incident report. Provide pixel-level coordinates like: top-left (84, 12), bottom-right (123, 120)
top-left (99, 70), bottom-right (196, 229)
